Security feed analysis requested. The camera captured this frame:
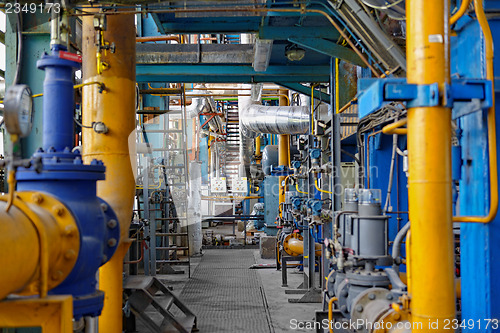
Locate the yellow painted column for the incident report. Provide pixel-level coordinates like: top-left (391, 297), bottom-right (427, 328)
top-left (406, 0), bottom-right (456, 330)
top-left (81, 11), bottom-right (136, 333)
top-left (278, 89), bottom-right (290, 210)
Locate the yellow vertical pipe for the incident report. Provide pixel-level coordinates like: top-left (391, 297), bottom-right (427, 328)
top-left (278, 89), bottom-right (290, 210)
top-left (406, 0), bottom-right (456, 330)
top-left (255, 135), bottom-right (261, 163)
top-left (81, 11), bottom-right (136, 333)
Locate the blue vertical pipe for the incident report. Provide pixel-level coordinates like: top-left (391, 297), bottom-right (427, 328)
top-left (17, 45), bottom-right (120, 318)
top-left (37, 49), bottom-right (79, 152)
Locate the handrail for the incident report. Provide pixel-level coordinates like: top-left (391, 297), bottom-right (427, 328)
top-left (382, 118), bottom-right (408, 135)
top-left (295, 183), bottom-right (309, 195)
top-left (453, 0), bottom-right (498, 223)
top-left (328, 297), bottom-right (339, 333)
top-left (450, 0), bottom-right (471, 25)
top-left (315, 179), bottom-right (333, 194)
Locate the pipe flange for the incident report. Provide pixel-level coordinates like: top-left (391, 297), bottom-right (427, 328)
top-left (350, 288), bottom-right (394, 333)
top-left (335, 277), bottom-right (350, 317)
top-left (373, 307), bottom-right (411, 333)
top-left (17, 191), bottom-right (80, 295)
top-left (282, 234), bottom-right (303, 257)
top-left (346, 269), bottom-right (390, 288)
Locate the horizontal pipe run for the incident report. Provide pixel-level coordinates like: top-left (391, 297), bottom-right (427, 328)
top-left (0, 193), bottom-right (79, 300)
top-left (140, 88), bottom-right (183, 95)
top-left (240, 104), bottom-right (309, 135)
top-left (136, 35), bottom-right (180, 43)
top-left (287, 238), bottom-right (322, 257)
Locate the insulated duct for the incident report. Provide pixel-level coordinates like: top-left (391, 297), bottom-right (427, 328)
top-left (186, 85), bottom-right (211, 118)
top-left (240, 104), bottom-right (309, 135)
top-left (238, 83), bottom-right (255, 177)
top-left (187, 84), bottom-right (221, 133)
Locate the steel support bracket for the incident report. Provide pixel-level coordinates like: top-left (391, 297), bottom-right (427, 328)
top-left (270, 165), bottom-right (294, 176)
top-left (0, 295), bottom-right (73, 332)
top-left (357, 78), bottom-right (492, 119)
top-left (443, 79), bottom-right (493, 109)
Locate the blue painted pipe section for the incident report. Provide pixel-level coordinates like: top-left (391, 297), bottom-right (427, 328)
top-left (17, 161), bottom-right (120, 317)
top-left (17, 46), bottom-right (120, 319)
top-left (37, 51), bottom-right (79, 152)
top-left (452, 145), bottom-right (462, 181)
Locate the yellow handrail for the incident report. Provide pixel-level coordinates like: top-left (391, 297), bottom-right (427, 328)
top-left (135, 178), bottom-right (163, 190)
top-left (450, 0), bottom-right (471, 25)
top-left (4, 170), bottom-right (15, 212)
top-left (0, 81), bottom-right (105, 104)
top-left (453, 0), bottom-right (498, 223)
top-left (295, 183), bottom-right (309, 195)
top-left (382, 118), bottom-right (408, 135)
top-left (328, 297), bottom-right (338, 333)
top-left (315, 179), bottom-right (333, 194)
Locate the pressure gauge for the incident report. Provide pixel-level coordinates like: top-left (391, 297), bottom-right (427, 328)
top-left (4, 85), bottom-right (34, 138)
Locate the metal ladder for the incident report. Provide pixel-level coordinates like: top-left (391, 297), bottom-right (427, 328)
top-left (224, 104), bottom-right (244, 214)
top-left (124, 275), bottom-right (197, 333)
top-left (139, 87), bottom-right (191, 276)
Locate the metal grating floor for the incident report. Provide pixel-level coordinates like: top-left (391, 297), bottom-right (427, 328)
top-left (179, 249), bottom-right (274, 333)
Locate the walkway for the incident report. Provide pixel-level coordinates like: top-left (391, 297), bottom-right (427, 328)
top-left (180, 249), bottom-right (274, 333)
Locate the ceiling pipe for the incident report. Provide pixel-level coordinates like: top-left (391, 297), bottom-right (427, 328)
top-left (136, 35), bottom-right (180, 43)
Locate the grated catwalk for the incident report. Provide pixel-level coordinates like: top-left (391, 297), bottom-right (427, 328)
top-left (180, 249), bottom-right (273, 332)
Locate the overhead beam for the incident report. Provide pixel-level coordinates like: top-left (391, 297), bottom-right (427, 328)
top-left (160, 15), bottom-right (328, 35)
top-left (289, 37), bottom-right (366, 67)
top-left (136, 65), bottom-right (330, 83)
top-left (150, 13), bottom-right (166, 35)
top-left (276, 82), bottom-right (331, 104)
top-left (259, 26), bottom-right (339, 40)
top-left (137, 74), bottom-right (330, 84)
top-left (136, 43), bottom-right (254, 64)
top-left (161, 17), bottom-right (261, 34)
top-left (137, 65), bottom-right (330, 76)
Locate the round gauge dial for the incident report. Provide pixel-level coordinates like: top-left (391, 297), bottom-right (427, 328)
top-left (4, 84), bottom-right (34, 138)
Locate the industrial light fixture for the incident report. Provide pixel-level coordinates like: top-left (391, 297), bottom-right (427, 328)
top-left (285, 44), bottom-right (306, 61)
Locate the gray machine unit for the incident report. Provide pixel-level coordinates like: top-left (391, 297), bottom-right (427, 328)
top-left (351, 189), bottom-right (388, 257)
top-left (327, 189), bottom-right (403, 332)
